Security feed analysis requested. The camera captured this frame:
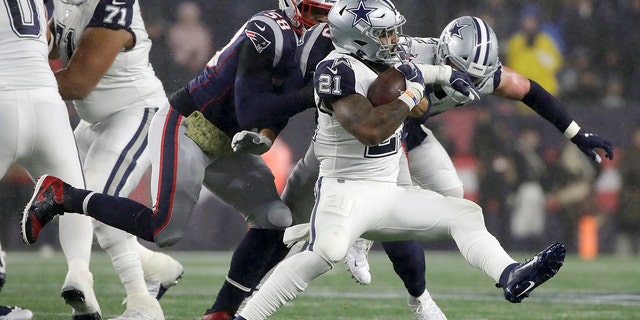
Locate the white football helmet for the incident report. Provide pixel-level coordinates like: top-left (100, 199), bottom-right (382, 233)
top-left (328, 0), bottom-right (408, 63)
top-left (279, 0), bottom-right (335, 35)
top-left (436, 16), bottom-right (500, 80)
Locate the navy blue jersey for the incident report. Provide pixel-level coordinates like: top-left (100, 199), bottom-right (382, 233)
top-left (296, 23), bottom-right (334, 84)
top-left (178, 9), bottom-right (302, 136)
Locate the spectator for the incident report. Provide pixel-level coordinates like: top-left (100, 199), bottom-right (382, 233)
top-left (506, 4), bottom-right (563, 98)
top-left (545, 140), bottom-right (598, 251)
top-left (510, 126), bottom-right (548, 250)
top-left (471, 109), bottom-right (517, 244)
top-left (616, 126), bottom-right (640, 255)
top-left (166, 1), bottom-right (213, 92)
top-left (558, 47), bottom-right (603, 106)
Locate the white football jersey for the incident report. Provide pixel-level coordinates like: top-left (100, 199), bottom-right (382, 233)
top-left (313, 49), bottom-right (403, 183)
top-left (0, 0), bottom-right (57, 90)
top-left (52, 0), bottom-right (165, 123)
top-left (409, 37), bottom-right (499, 115)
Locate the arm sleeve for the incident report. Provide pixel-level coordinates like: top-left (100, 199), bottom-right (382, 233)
top-left (521, 79), bottom-right (574, 133)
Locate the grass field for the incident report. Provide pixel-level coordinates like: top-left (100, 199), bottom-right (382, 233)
top-left (1, 249), bottom-right (640, 319)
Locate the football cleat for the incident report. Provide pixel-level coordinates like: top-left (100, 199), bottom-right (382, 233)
top-left (21, 174), bottom-right (68, 245)
top-left (202, 311), bottom-right (233, 320)
top-left (0, 250), bottom-right (6, 291)
top-left (345, 238), bottom-right (373, 285)
top-left (110, 294), bottom-right (163, 320)
top-left (142, 252), bottom-right (184, 300)
top-left (408, 292), bottom-right (447, 320)
top-left (107, 310), bottom-right (154, 320)
top-left (61, 269), bottom-right (102, 320)
top-left (0, 305), bottom-right (33, 320)
top-left (498, 242), bottom-right (566, 303)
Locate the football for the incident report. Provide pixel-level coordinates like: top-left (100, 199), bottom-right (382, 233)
top-left (367, 67), bottom-right (406, 106)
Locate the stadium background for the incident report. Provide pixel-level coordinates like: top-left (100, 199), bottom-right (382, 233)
top-left (2, 0), bottom-right (639, 257)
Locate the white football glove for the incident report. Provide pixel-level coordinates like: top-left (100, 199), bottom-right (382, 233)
top-left (231, 130), bottom-right (273, 155)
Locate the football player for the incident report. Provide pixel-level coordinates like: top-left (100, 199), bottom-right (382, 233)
top-left (0, 0), bottom-right (78, 318)
top-left (22, 1), bottom-right (332, 320)
top-left (345, 14), bottom-right (614, 294)
top-left (48, 0), bottom-right (185, 318)
top-left (231, 1), bottom-right (566, 319)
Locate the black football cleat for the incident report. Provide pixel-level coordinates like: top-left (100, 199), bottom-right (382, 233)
top-left (21, 174), bottom-right (68, 245)
top-left (498, 242), bottom-right (566, 303)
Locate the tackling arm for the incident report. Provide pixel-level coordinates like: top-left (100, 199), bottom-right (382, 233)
top-left (495, 66), bottom-right (613, 162)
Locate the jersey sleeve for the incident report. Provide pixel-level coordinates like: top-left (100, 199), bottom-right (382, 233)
top-left (297, 23), bottom-right (334, 83)
top-left (88, 0), bottom-right (134, 30)
top-left (87, 0), bottom-right (135, 44)
top-left (314, 57), bottom-right (357, 101)
top-left (234, 11), bottom-right (308, 131)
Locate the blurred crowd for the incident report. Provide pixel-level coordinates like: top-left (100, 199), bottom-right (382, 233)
top-left (139, 0), bottom-right (640, 108)
top-left (2, 0), bottom-right (640, 256)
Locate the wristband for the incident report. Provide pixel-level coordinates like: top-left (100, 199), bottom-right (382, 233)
top-left (397, 90), bottom-right (417, 110)
top-left (563, 121), bottom-right (581, 139)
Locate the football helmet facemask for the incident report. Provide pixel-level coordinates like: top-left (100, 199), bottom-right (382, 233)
top-left (436, 16), bottom-right (500, 81)
top-left (279, 0), bottom-right (335, 35)
top-left (328, 0), bottom-right (409, 63)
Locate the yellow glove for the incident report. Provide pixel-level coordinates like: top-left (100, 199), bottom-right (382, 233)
top-left (183, 111), bottom-right (232, 156)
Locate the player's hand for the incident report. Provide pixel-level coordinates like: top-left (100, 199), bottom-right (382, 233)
top-left (395, 62), bottom-right (425, 109)
top-left (447, 70), bottom-right (480, 101)
top-left (231, 130), bottom-right (273, 155)
top-left (570, 130), bottom-right (614, 163)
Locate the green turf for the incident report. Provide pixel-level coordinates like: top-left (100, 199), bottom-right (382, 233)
top-left (2, 250), bottom-right (639, 319)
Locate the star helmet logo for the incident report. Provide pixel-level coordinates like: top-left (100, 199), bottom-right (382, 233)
top-left (448, 20), bottom-right (470, 40)
top-left (347, 1), bottom-right (376, 27)
top-left (245, 28), bottom-right (272, 53)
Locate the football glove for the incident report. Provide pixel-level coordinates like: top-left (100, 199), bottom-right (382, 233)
top-left (395, 62), bottom-right (425, 109)
top-left (416, 64), bottom-right (480, 101)
top-left (231, 130), bottom-right (273, 155)
top-left (570, 130), bottom-right (614, 163)
top-left (448, 69), bottom-right (480, 101)
top-left (184, 111), bottom-right (232, 156)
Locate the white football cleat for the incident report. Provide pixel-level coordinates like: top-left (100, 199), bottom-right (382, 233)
top-left (0, 250), bottom-right (6, 291)
top-left (61, 268), bottom-right (102, 320)
top-left (344, 238), bottom-right (373, 285)
top-left (408, 291), bottom-right (447, 320)
top-left (142, 252), bottom-right (183, 300)
top-left (0, 305), bottom-right (33, 320)
top-left (110, 294), bottom-right (164, 320)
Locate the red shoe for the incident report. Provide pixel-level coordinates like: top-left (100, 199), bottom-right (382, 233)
top-left (21, 174), bottom-right (68, 244)
top-left (202, 311), bottom-right (233, 320)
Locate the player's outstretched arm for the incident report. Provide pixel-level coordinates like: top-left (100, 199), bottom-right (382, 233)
top-left (495, 66), bottom-right (614, 163)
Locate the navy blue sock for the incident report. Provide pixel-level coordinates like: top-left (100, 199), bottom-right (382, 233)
top-left (67, 186), bottom-right (156, 242)
top-left (498, 263), bottom-right (519, 288)
top-left (210, 228), bottom-right (289, 314)
top-left (383, 241), bottom-right (426, 297)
